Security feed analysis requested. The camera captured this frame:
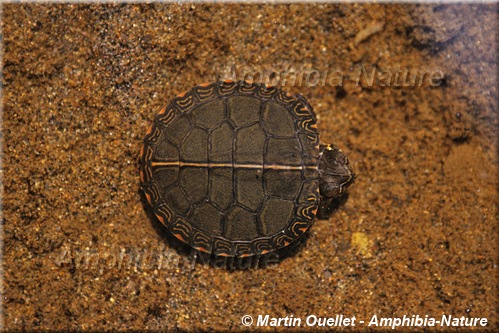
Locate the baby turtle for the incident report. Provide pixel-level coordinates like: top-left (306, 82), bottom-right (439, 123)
top-left (140, 81), bottom-right (354, 257)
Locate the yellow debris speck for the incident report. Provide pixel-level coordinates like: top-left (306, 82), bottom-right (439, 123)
top-left (351, 232), bottom-right (373, 258)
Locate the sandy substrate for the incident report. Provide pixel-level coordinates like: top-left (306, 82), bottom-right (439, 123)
top-left (2, 3), bottom-right (497, 331)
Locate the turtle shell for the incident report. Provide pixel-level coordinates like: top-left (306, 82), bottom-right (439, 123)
top-left (140, 81), bottom-right (320, 257)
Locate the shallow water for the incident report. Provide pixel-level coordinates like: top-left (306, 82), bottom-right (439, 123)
top-left (2, 3), bottom-right (497, 330)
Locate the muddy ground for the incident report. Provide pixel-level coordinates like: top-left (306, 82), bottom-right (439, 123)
top-left (2, 3), bottom-right (497, 331)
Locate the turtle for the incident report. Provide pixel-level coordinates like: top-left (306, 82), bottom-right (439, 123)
top-left (139, 80), bottom-right (354, 257)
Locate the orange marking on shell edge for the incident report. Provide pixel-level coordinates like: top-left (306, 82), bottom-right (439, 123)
top-left (223, 79), bottom-right (234, 83)
top-left (139, 145), bottom-right (144, 157)
top-left (199, 82), bottom-right (211, 87)
top-left (145, 193), bottom-right (151, 203)
top-left (238, 253), bottom-right (253, 258)
top-left (217, 252), bottom-right (231, 257)
top-left (177, 91), bottom-right (187, 97)
top-left (311, 123), bottom-right (318, 129)
top-left (139, 171), bottom-right (144, 183)
top-left (158, 106), bottom-right (167, 115)
top-left (174, 233), bottom-right (186, 243)
top-left (145, 125), bottom-right (153, 135)
top-left (155, 214), bottom-right (165, 225)
top-left (284, 241), bottom-right (290, 246)
top-left (260, 249), bottom-right (269, 255)
top-left (299, 227), bottom-right (309, 233)
top-left (194, 246), bottom-right (210, 253)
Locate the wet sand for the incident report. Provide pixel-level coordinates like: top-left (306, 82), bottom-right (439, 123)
top-left (2, 3), bottom-right (497, 331)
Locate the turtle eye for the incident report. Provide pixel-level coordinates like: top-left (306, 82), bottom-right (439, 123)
top-left (324, 146), bottom-right (346, 165)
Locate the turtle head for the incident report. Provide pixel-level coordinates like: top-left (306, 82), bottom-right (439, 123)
top-left (318, 144), bottom-right (355, 201)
